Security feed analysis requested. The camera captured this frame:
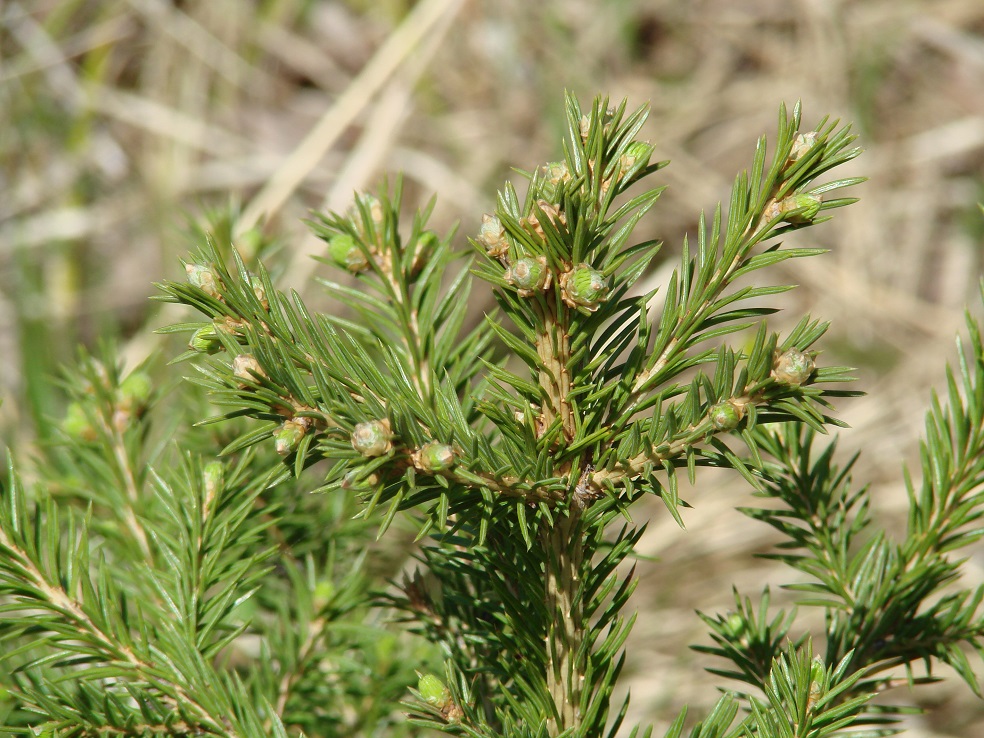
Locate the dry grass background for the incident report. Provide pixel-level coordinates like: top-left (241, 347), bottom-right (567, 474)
top-left (2, 0), bottom-right (984, 735)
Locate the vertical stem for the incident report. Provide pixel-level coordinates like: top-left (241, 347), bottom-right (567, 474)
top-left (535, 304), bottom-right (574, 442)
top-left (534, 300), bottom-right (583, 735)
top-left (543, 511), bottom-right (584, 737)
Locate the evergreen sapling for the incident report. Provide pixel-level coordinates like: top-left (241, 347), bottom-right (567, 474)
top-left (1, 94), bottom-right (983, 738)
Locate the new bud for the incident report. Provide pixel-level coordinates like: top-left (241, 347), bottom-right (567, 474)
top-left (505, 257), bottom-right (549, 296)
top-left (787, 131), bottom-right (819, 165)
top-left (477, 214), bottom-right (508, 257)
top-left (275, 419), bottom-right (307, 456)
top-left (623, 140), bottom-right (654, 169)
top-left (417, 674), bottom-right (450, 707)
top-left (189, 325), bottom-right (221, 354)
top-left (709, 400), bottom-right (745, 431)
top-left (118, 371), bottom-right (152, 410)
top-left (772, 348), bottom-right (816, 386)
top-left (779, 193), bottom-right (823, 224)
top-left (326, 233), bottom-right (370, 273)
top-left (414, 442), bottom-right (455, 472)
top-left (561, 264), bottom-right (609, 311)
top-left (351, 419), bottom-right (392, 457)
top-left (203, 461), bottom-right (224, 501)
top-left (62, 402), bottom-right (96, 441)
top-left (185, 263), bottom-right (221, 298)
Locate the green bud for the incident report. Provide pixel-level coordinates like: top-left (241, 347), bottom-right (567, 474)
top-left (62, 402), bottom-right (96, 441)
top-left (354, 192), bottom-right (384, 227)
top-left (477, 214), bottom-right (508, 257)
top-left (778, 193), bottom-right (822, 224)
top-left (351, 419), bottom-right (392, 457)
top-left (327, 233), bottom-right (370, 272)
top-left (787, 131), bottom-right (819, 165)
top-left (189, 325), bottom-right (221, 354)
top-left (709, 400), bottom-right (745, 431)
top-left (118, 371), bottom-right (152, 410)
top-left (623, 140), bottom-right (654, 169)
top-left (274, 419), bottom-right (307, 456)
top-left (809, 656), bottom-right (825, 686)
top-left (203, 460), bottom-right (224, 500)
top-left (341, 469), bottom-right (379, 491)
top-left (771, 348), bottom-right (816, 386)
top-left (233, 354), bottom-right (266, 384)
top-left (313, 580), bottom-right (335, 607)
top-left (505, 257), bottom-right (549, 296)
top-left (561, 264), bottom-right (609, 311)
top-left (414, 441), bottom-right (455, 473)
top-left (723, 612), bottom-right (746, 639)
top-left (417, 673), bottom-right (450, 707)
top-left (540, 161), bottom-right (569, 201)
top-left (237, 227), bottom-right (264, 257)
top-left (410, 231), bottom-right (440, 275)
top-left (185, 263), bottom-right (220, 297)
top-left (417, 231), bottom-right (440, 251)
top-left (808, 656), bottom-right (825, 711)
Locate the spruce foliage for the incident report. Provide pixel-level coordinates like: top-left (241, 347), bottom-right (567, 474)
top-left (1, 94), bottom-right (983, 737)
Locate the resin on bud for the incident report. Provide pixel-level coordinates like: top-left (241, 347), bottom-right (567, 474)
top-left (326, 233), bottom-right (370, 273)
top-left (417, 673), bottom-right (450, 707)
top-left (505, 256), bottom-right (550, 297)
top-left (560, 264), bottom-right (609, 311)
top-left (413, 441), bottom-right (455, 473)
top-left (275, 418), bottom-right (309, 456)
top-left (189, 325), bottom-right (221, 354)
top-left (351, 419), bottom-right (393, 457)
top-left (708, 399), bottom-right (745, 431)
top-left (477, 214), bottom-right (508, 258)
top-left (771, 348), bottom-right (816, 386)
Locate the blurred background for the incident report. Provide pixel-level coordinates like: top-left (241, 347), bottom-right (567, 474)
top-left (2, 0), bottom-right (983, 735)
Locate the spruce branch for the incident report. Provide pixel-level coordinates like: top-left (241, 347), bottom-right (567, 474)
top-left (152, 92), bottom-right (875, 737)
top-left (696, 298), bottom-right (984, 727)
